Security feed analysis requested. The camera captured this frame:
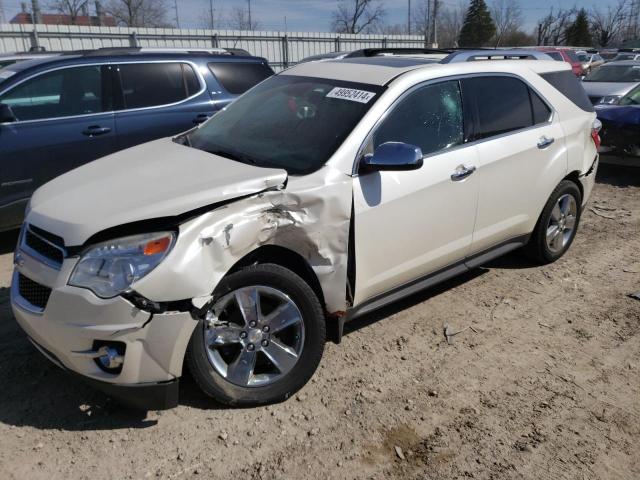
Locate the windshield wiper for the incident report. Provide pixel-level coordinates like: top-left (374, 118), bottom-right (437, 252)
top-left (204, 148), bottom-right (260, 167)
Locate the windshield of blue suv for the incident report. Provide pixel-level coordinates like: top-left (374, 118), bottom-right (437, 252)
top-left (187, 75), bottom-right (385, 175)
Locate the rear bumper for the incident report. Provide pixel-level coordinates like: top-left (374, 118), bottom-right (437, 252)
top-left (579, 155), bottom-right (599, 206)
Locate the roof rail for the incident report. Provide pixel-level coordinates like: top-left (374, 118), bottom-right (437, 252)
top-left (345, 47), bottom-right (454, 58)
top-left (440, 49), bottom-right (553, 63)
top-left (81, 46), bottom-right (238, 56)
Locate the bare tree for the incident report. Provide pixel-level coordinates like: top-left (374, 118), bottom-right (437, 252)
top-left (591, 0), bottom-right (630, 47)
top-left (48, 0), bottom-right (88, 23)
top-left (535, 7), bottom-right (576, 45)
top-left (106, 0), bottom-right (168, 27)
top-left (490, 0), bottom-right (522, 46)
top-left (412, 0), bottom-right (430, 38)
top-left (438, 1), bottom-right (467, 47)
top-left (199, 1), bottom-right (224, 29)
top-left (228, 6), bottom-right (260, 30)
top-left (331, 0), bottom-right (386, 34)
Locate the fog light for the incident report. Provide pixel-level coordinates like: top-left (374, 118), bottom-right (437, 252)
top-left (98, 347), bottom-right (124, 370)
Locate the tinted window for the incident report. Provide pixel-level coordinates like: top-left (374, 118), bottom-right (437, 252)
top-left (541, 71), bottom-right (594, 112)
top-left (373, 80), bottom-right (464, 156)
top-left (0, 65), bottom-right (107, 121)
top-left (463, 76), bottom-right (532, 140)
top-left (118, 62), bottom-right (200, 109)
top-left (531, 89), bottom-right (552, 124)
top-left (208, 62), bottom-right (274, 94)
top-left (547, 52), bottom-right (564, 61)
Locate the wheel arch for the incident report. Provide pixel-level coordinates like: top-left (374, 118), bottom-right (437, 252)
top-left (227, 245), bottom-right (327, 313)
top-left (563, 170), bottom-right (584, 201)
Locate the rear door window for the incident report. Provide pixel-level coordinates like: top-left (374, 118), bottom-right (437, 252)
top-left (0, 65), bottom-right (109, 121)
top-left (208, 62), bottom-right (274, 94)
top-left (117, 62), bottom-right (201, 109)
top-left (462, 76), bottom-right (533, 140)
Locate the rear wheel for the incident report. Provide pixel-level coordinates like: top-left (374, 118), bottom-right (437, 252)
top-left (186, 263), bottom-right (325, 406)
top-left (524, 180), bottom-right (582, 264)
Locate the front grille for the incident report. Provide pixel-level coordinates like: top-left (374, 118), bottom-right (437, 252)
top-left (18, 273), bottom-right (52, 310)
top-left (23, 225), bottom-right (65, 266)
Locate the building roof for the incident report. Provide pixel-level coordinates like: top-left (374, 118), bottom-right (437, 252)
top-left (10, 12), bottom-right (117, 27)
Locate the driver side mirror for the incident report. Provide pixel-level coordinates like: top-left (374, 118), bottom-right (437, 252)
top-left (360, 142), bottom-right (423, 173)
top-left (0, 103), bottom-right (16, 123)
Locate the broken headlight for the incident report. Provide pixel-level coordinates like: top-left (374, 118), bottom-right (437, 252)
top-left (69, 232), bottom-right (175, 298)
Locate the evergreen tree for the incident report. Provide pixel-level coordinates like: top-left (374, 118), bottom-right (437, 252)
top-left (458, 0), bottom-right (496, 47)
top-left (566, 9), bottom-right (592, 46)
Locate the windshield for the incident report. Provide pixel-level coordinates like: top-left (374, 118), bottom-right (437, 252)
top-left (578, 54), bottom-right (588, 62)
top-left (584, 65), bottom-right (640, 82)
top-left (188, 75), bottom-right (384, 175)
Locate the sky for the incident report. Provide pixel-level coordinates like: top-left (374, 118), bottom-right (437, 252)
top-left (0, 0), bottom-right (621, 34)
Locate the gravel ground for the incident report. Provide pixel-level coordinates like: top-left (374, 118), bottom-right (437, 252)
top-left (0, 163), bottom-right (638, 480)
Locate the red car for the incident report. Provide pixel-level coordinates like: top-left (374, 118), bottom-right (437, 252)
top-left (536, 48), bottom-right (584, 77)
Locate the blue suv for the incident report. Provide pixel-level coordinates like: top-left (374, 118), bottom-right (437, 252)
top-left (0, 48), bottom-right (274, 230)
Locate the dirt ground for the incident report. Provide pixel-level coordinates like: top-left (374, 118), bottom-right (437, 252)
top-left (0, 163), bottom-right (638, 480)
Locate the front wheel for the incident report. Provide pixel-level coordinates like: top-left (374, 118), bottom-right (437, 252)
top-left (524, 180), bottom-right (582, 264)
top-left (186, 263), bottom-right (325, 406)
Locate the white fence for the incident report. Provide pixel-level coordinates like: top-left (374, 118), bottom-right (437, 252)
top-left (0, 24), bottom-right (427, 69)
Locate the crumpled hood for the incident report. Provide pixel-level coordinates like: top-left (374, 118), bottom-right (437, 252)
top-left (27, 138), bottom-right (288, 246)
top-left (582, 81), bottom-right (638, 98)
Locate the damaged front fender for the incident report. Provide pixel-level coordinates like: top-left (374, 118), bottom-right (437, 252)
top-left (132, 166), bottom-right (353, 314)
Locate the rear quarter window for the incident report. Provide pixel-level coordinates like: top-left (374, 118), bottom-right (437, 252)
top-left (540, 71), bottom-right (594, 112)
top-left (208, 62), bottom-right (274, 95)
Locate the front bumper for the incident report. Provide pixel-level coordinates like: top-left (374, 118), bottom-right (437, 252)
top-left (11, 250), bottom-right (197, 410)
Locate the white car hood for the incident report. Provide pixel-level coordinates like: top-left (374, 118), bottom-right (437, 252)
top-left (27, 138), bottom-right (288, 246)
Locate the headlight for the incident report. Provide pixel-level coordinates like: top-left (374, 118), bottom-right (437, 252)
top-left (598, 95), bottom-right (621, 105)
top-left (69, 232), bottom-right (176, 298)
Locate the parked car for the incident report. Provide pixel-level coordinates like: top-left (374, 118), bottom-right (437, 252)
top-left (0, 48), bottom-right (274, 231)
top-left (611, 52), bottom-right (640, 62)
top-left (582, 60), bottom-right (640, 104)
top-left (536, 47), bottom-right (584, 76)
top-left (596, 85), bottom-right (640, 157)
top-left (599, 49), bottom-right (620, 62)
top-left (576, 52), bottom-right (605, 75)
top-left (11, 50), bottom-right (599, 409)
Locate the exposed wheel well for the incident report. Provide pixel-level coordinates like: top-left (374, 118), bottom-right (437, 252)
top-left (564, 171), bottom-right (584, 201)
top-left (227, 245), bottom-right (326, 312)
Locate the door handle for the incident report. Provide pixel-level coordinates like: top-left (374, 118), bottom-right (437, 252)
top-left (451, 164), bottom-right (476, 181)
top-left (82, 125), bottom-right (111, 137)
top-left (537, 136), bottom-right (555, 149)
top-left (192, 113), bottom-right (210, 124)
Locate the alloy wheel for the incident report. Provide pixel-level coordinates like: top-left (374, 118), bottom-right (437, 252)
top-left (203, 286), bottom-right (305, 388)
top-left (545, 193), bottom-right (577, 254)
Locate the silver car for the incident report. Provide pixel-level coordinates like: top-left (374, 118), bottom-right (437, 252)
top-left (582, 60), bottom-right (640, 105)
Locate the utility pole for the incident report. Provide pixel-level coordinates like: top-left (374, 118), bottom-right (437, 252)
top-left (209, 0), bottom-right (214, 29)
top-left (0, 0), bottom-right (5, 24)
top-left (407, 0), bottom-right (411, 34)
top-left (174, 0), bottom-right (180, 28)
top-left (431, 0), bottom-right (438, 46)
top-left (247, 0), bottom-right (252, 30)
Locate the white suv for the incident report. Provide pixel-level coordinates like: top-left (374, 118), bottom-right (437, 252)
top-left (11, 49), bottom-right (600, 409)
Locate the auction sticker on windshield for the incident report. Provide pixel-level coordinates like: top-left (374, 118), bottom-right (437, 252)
top-left (326, 87), bottom-right (376, 103)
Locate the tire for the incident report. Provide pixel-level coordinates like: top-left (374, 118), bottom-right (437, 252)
top-left (524, 180), bottom-right (582, 264)
top-left (186, 263), bottom-right (325, 406)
